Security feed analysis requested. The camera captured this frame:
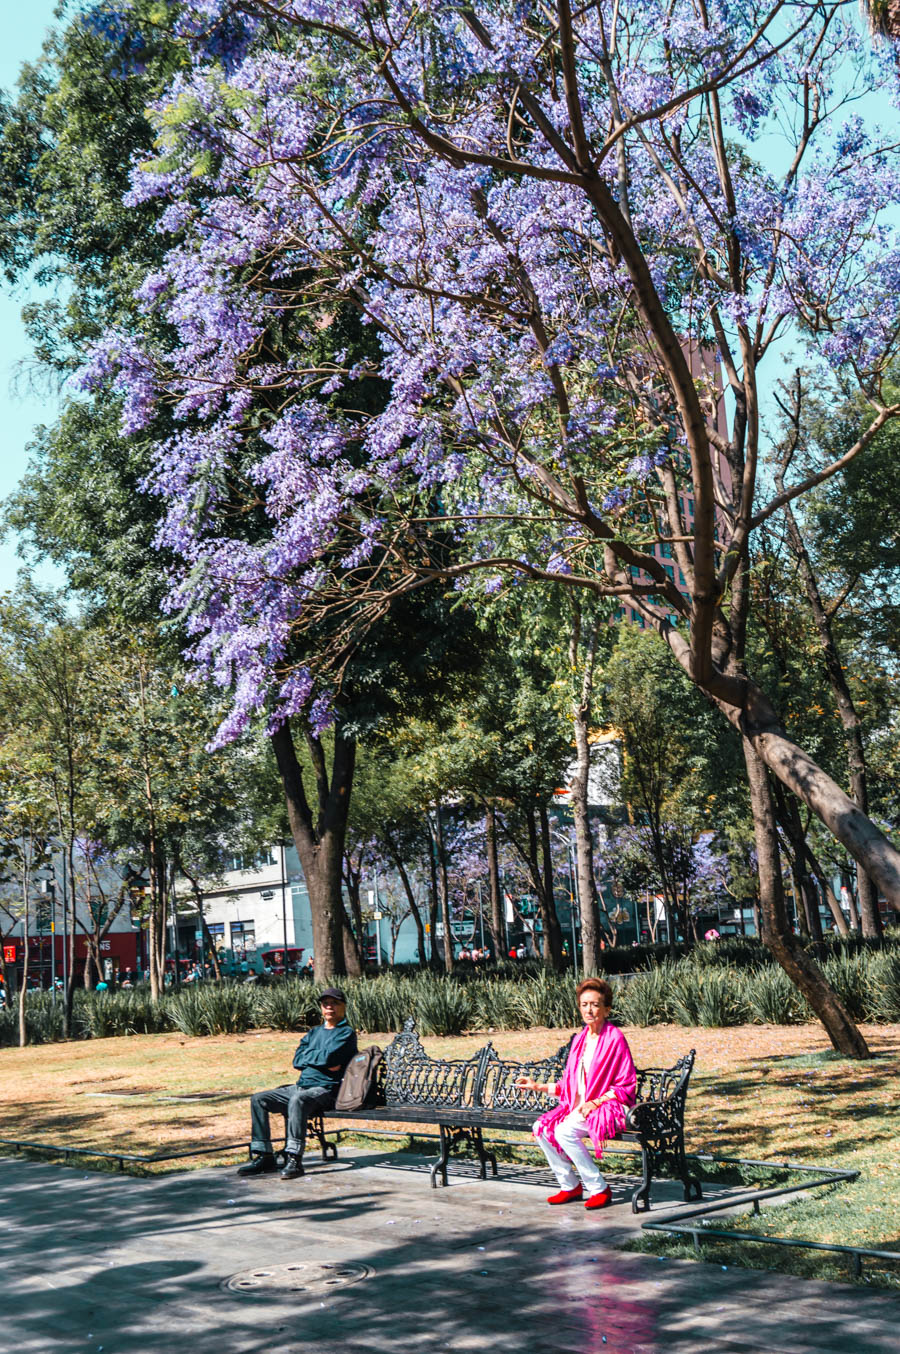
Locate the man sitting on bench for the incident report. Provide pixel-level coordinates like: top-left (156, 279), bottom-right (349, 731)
top-left (238, 986), bottom-right (357, 1180)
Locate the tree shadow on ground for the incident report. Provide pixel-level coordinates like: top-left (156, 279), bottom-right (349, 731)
top-left (6, 1150), bottom-right (897, 1354)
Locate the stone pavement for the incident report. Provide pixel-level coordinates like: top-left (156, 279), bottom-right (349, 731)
top-left (3, 1146), bottom-right (898, 1354)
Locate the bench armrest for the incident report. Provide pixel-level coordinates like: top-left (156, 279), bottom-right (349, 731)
top-left (625, 1095), bottom-right (685, 1140)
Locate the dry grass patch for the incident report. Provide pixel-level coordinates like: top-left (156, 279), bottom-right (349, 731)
top-left (1, 1022), bottom-right (897, 1244)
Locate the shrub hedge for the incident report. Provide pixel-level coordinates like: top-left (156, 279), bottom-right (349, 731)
top-left (2, 931), bottom-right (899, 1045)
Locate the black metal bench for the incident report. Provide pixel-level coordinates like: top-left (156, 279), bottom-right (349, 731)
top-left (306, 1018), bottom-right (702, 1212)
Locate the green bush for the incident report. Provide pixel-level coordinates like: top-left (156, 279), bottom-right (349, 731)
top-left (167, 982), bottom-right (254, 1036)
top-left (614, 964), bottom-right (672, 1026)
top-left (822, 952), bottom-right (873, 1022)
top-left (415, 982), bottom-right (471, 1035)
top-left (669, 968), bottom-right (748, 1027)
top-left (346, 975), bottom-right (414, 1033)
top-left (869, 954), bottom-right (900, 1022)
top-left (79, 989), bottom-right (171, 1038)
top-left (744, 966), bottom-right (809, 1025)
top-left (255, 980), bottom-right (320, 1031)
top-left (468, 979), bottom-right (530, 1030)
top-left (511, 972), bottom-right (578, 1028)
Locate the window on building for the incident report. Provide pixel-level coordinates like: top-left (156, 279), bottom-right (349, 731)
top-left (664, 564), bottom-right (675, 582)
top-left (208, 922), bottom-right (226, 953)
top-left (661, 542), bottom-right (673, 558)
top-left (227, 849), bottom-right (276, 873)
top-left (230, 920), bottom-right (256, 954)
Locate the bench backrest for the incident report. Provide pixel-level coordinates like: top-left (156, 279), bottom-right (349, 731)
top-left (475, 1037), bottom-right (574, 1113)
top-left (633, 1051), bottom-right (696, 1109)
top-left (376, 1019), bottom-right (695, 1118)
top-left (382, 1018), bottom-right (480, 1109)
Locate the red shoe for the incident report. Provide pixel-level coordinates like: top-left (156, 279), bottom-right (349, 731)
top-left (547, 1185), bottom-right (583, 1205)
top-left (584, 1188), bottom-right (612, 1210)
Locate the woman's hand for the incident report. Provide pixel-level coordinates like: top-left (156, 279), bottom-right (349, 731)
top-left (514, 1075), bottom-right (545, 1093)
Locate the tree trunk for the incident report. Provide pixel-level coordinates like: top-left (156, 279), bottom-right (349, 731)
top-left (175, 857), bottom-right (224, 980)
top-left (774, 788), bottom-right (824, 944)
top-left (742, 739), bottom-right (870, 1058)
top-left (804, 843), bottom-right (850, 937)
top-left (434, 806), bottom-right (454, 974)
top-left (484, 803), bottom-right (506, 962)
top-left (63, 836), bottom-right (77, 1037)
top-left (344, 871), bottom-right (366, 967)
top-left (18, 883), bottom-right (30, 1048)
top-left (568, 611), bottom-right (603, 974)
top-left (270, 718), bottom-right (356, 981)
top-left (427, 840), bottom-right (440, 968)
top-left (536, 803), bottom-right (565, 971)
top-left (342, 905), bottom-right (363, 975)
top-left (778, 465), bottom-right (883, 939)
top-left (386, 840), bottom-right (427, 966)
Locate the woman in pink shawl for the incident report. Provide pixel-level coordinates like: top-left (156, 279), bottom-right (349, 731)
top-left (515, 977), bottom-right (636, 1210)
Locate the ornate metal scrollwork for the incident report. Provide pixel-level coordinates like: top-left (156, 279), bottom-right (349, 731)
top-left (476, 1037), bottom-right (575, 1113)
top-left (626, 1049), bottom-right (701, 1211)
top-left (383, 1017), bottom-right (479, 1108)
top-left (430, 1122), bottom-right (498, 1188)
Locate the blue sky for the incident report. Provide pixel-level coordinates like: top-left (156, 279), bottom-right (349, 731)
top-left (0, 2), bottom-right (68, 594)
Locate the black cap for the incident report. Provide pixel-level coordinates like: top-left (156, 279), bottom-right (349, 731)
top-left (319, 986), bottom-right (346, 1004)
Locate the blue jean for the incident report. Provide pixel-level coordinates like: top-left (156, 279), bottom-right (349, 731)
top-left (250, 1083), bottom-right (335, 1157)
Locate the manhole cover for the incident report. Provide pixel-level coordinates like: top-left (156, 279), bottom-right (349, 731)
top-left (224, 1262), bottom-right (373, 1296)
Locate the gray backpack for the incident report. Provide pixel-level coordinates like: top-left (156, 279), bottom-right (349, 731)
top-left (335, 1045), bottom-right (384, 1110)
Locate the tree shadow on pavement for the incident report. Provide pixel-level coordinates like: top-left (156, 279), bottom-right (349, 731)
top-left (3, 1153), bottom-right (899, 1354)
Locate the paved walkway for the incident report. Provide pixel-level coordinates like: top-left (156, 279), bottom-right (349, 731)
top-left (3, 1147), bottom-right (898, 1353)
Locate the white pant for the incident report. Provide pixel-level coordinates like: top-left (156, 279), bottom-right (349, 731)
top-left (534, 1113), bottom-right (607, 1195)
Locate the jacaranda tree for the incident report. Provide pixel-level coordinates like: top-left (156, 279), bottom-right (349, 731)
top-left (83, 1), bottom-right (900, 1052)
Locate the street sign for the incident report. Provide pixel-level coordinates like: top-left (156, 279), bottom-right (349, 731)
top-left (373, 911), bottom-right (383, 920)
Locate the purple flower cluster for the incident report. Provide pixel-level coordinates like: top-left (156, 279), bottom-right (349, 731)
top-left (79, 0), bottom-right (900, 741)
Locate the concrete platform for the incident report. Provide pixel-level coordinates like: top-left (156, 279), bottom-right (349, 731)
top-left (3, 1148), bottom-right (898, 1353)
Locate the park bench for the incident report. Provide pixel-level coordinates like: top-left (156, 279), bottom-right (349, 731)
top-left (304, 1018), bottom-right (702, 1212)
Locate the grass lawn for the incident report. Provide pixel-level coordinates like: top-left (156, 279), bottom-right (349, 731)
top-left (1, 1021), bottom-right (898, 1286)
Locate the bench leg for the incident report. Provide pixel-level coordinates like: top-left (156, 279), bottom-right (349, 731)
top-left (471, 1126), bottom-right (497, 1181)
top-left (307, 1115), bottom-right (338, 1163)
top-left (430, 1125), bottom-right (451, 1188)
top-left (676, 1138), bottom-right (702, 1202)
top-left (631, 1143), bottom-right (654, 1214)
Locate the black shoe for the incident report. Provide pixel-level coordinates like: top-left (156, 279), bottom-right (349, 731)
top-left (237, 1153), bottom-right (278, 1177)
top-left (280, 1153), bottom-right (305, 1180)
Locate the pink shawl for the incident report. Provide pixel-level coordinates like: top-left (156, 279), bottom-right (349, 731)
top-left (534, 1020), bottom-right (637, 1158)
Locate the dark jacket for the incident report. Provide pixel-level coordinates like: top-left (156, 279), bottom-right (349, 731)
top-left (292, 1018), bottom-right (358, 1091)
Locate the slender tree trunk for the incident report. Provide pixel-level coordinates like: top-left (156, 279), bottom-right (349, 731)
top-left (342, 905), bottom-right (363, 975)
top-left (484, 804), bottom-right (505, 962)
top-left (427, 839), bottom-right (440, 968)
top-left (386, 840), bottom-right (427, 966)
top-left (270, 718), bottom-right (356, 981)
top-left (742, 739), bottom-right (870, 1058)
top-left (804, 843), bottom-right (849, 937)
top-left (344, 871), bottom-right (366, 967)
top-left (568, 610), bottom-right (603, 974)
top-left (775, 790), bottom-right (824, 944)
top-left (18, 874), bottom-right (30, 1048)
top-left (64, 834), bottom-right (77, 1037)
top-left (176, 857), bottom-right (224, 980)
top-left (536, 803), bottom-right (565, 971)
top-left (434, 806), bottom-right (454, 974)
top-left (777, 460), bottom-right (883, 938)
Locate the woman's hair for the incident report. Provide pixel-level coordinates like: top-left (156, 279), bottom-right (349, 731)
top-left (576, 977), bottom-right (613, 1007)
